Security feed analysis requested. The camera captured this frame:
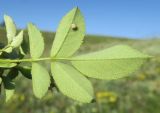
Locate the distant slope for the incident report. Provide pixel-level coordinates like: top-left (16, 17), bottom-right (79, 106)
top-left (0, 27), bottom-right (7, 43)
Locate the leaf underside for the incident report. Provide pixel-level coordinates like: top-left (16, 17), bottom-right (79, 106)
top-left (4, 15), bottom-right (16, 44)
top-left (71, 45), bottom-right (151, 79)
top-left (28, 23), bottom-right (44, 58)
top-left (31, 63), bottom-right (50, 98)
top-left (51, 62), bottom-right (94, 103)
top-left (11, 30), bottom-right (24, 48)
top-left (51, 7), bottom-right (85, 57)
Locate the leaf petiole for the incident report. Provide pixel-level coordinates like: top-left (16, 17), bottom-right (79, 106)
top-left (0, 57), bottom-right (73, 63)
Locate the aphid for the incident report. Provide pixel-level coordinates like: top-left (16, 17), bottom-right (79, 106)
top-left (71, 23), bottom-right (78, 31)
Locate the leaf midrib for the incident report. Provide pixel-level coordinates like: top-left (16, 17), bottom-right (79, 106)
top-left (70, 56), bottom-right (151, 61)
top-left (54, 8), bottom-right (79, 57)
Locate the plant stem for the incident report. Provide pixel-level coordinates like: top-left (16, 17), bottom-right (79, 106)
top-left (0, 57), bottom-right (76, 63)
top-left (0, 57), bottom-right (53, 63)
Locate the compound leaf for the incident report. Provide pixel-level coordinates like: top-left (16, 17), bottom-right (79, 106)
top-left (31, 63), bottom-right (50, 98)
top-left (11, 30), bottom-right (24, 48)
top-left (28, 24), bottom-right (44, 58)
top-left (51, 62), bottom-right (94, 103)
top-left (4, 15), bottom-right (16, 44)
top-left (51, 7), bottom-right (85, 57)
top-left (71, 45), bottom-right (151, 80)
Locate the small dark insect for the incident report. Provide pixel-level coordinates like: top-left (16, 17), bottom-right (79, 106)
top-left (71, 24), bottom-right (78, 31)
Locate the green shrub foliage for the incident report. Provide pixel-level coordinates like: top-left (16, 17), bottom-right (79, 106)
top-left (0, 7), bottom-right (151, 103)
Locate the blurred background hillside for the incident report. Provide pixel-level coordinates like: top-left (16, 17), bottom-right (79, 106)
top-left (0, 0), bottom-right (160, 113)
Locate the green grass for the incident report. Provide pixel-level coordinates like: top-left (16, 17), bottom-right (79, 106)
top-left (0, 27), bottom-right (160, 113)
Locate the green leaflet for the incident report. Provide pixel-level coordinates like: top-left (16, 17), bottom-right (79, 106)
top-left (4, 46), bottom-right (12, 53)
top-left (0, 62), bottom-right (17, 68)
top-left (11, 30), bottom-right (24, 48)
top-left (18, 66), bottom-right (32, 79)
top-left (31, 63), bottom-right (50, 98)
top-left (7, 68), bottom-right (19, 80)
top-left (19, 35), bottom-right (29, 56)
top-left (2, 69), bottom-right (18, 102)
top-left (51, 7), bottom-right (85, 57)
top-left (3, 15), bottom-right (23, 54)
top-left (28, 23), bottom-right (44, 58)
top-left (19, 46), bottom-right (26, 56)
top-left (5, 85), bottom-right (15, 102)
top-left (3, 77), bottom-right (15, 102)
top-left (4, 15), bottom-right (16, 44)
top-left (71, 45), bottom-right (151, 80)
top-left (51, 62), bottom-right (94, 103)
